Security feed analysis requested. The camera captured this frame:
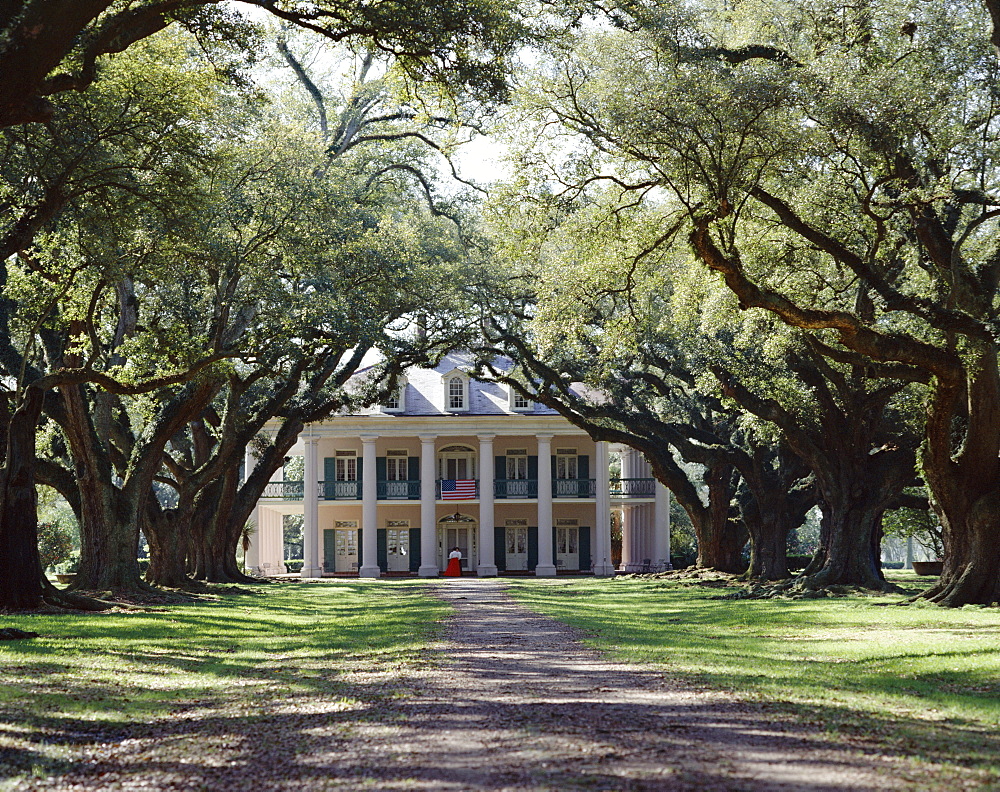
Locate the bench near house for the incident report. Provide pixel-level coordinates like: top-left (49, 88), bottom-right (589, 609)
top-left (245, 354), bottom-right (671, 577)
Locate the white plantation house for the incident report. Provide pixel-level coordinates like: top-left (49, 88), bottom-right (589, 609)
top-left (245, 354), bottom-right (670, 577)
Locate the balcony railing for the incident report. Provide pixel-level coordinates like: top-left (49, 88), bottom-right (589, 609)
top-left (322, 480), bottom-right (360, 499)
top-left (261, 481), bottom-right (306, 500)
top-left (377, 480), bottom-right (420, 499)
top-left (553, 478), bottom-right (596, 498)
top-left (494, 478), bottom-right (538, 498)
top-left (261, 476), bottom-right (622, 501)
top-left (610, 477), bottom-right (656, 498)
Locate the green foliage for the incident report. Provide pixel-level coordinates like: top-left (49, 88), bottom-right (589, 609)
top-left (36, 523), bottom-right (74, 570)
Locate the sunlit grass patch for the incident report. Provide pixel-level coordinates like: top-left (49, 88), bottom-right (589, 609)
top-left (0, 581), bottom-right (447, 788)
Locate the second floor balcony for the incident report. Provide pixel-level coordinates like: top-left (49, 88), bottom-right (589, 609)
top-left (261, 476), bottom-right (628, 502)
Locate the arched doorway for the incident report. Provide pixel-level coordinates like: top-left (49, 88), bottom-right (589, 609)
top-left (438, 444), bottom-right (477, 481)
top-left (438, 512), bottom-right (477, 572)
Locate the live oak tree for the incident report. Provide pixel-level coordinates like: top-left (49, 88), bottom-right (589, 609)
top-left (495, 0), bottom-right (1000, 605)
top-left (0, 2), bottom-right (529, 605)
top-left (0, 33), bottom-right (238, 606)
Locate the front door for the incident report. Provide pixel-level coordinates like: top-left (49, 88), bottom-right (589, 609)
top-left (556, 526), bottom-right (579, 571)
top-left (506, 526), bottom-right (528, 571)
top-left (332, 527), bottom-right (358, 573)
top-left (386, 528), bottom-right (409, 572)
top-left (438, 524), bottom-right (477, 571)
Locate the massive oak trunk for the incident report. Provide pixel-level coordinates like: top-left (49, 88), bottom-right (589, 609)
top-left (737, 445), bottom-right (815, 581)
top-left (691, 462), bottom-right (746, 573)
top-left (800, 445), bottom-right (915, 591)
top-left (920, 347), bottom-right (1000, 606)
top-left (0, 387), bottom-right (45, 610)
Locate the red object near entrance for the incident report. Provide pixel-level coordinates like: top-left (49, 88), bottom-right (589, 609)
top-left (444, 557), bottom-right (462, 576)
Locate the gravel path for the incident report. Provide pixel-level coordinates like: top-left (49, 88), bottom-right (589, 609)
top-left (319, 578), bottom-right (922, 791)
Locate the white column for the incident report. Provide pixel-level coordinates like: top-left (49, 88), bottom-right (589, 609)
top-left (418, 434), bottom-right (439, 577)
top-left (244, 445), bottom-right (260, 570)
top-left (301, 437), bottom-right (322, 577)
top-left (535, 434), bottom-right (557, 576)
top-left (654, 480), bottom-right (671, 570)
top-left (593, 440), bottom-right (615, 576)
top-left (477, 434), bottom-right (498, 576)
top-left (618, 507), bottom-right (631, 571)
top-left (359, 435), bottom-right (380, 578)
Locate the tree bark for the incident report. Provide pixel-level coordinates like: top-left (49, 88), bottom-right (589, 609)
top-left (0, 386), bottom-right (45, 610)
top-left (691, 461), bottom-right (746, 573)
top-left (919, 345), bottom-right (1000, 605)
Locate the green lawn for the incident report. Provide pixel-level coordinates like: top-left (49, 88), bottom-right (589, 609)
top-left (507, 572), bottom-right (1000, 781)
top-left (0, 580), bottom-right (448, 789)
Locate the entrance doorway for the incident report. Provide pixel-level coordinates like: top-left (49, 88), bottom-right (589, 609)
top-left (556, 524), bottom-right (579, 570)
top-left (438, 513), bottom-right (477, 571)
top-left (505, 525), bottom-right (528, 571)
top-left (385, 523), bottom-right (410, 572)
top-left (324, 522), bottom-right (358, 573)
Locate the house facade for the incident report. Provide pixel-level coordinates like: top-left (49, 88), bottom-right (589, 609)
top-left (246, 355), bottom-right (670, 577)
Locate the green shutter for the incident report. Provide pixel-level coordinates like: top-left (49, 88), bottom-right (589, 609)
top-left (324, 458), bottom-right (336, 499)
top-left (323, 529), bottom-right (336, 573)
top-left (376, 456), bottom-right (387, 482)
top-left (495, 456), bottom-right (506, 499)
top-left (527, 527), bottom-right (538, 571)
top-left (494, 527), bottom-right (506, 572)
top-left (356, 458), bottom-right (363, 499)
top-left (357, 529), bottom-right (363, 565)
top-left (377, 529), bottom-right (388, 572)
top-left (409, 528), bottom-right (421, 572)
top-left (408, 457), bottom-right (420, 499)
top-left (552, 526), bottom-right (558, 566)
top-left (579, 526), bottom-right (591, 572)
top-left (578, 455), bottom-right (590, 497)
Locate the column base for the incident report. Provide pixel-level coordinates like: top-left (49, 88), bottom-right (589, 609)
top-left (358, 564), bottom-right (381, 579)
top-left (477, 564), bottom-right (498, 577)
top-left (418, 564), bottom-right (440, 577)
top-left (299, 566), bottom-right (323, 579)
top-left (534, 564), bottom-right (557, 577)
top-left (592, 562), bottom-right (617, 577)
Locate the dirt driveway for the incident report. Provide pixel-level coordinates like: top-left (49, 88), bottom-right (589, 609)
top-left (321, 578), bottom-right (933, 791)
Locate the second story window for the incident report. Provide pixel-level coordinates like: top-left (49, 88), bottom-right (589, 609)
top-left (386, 450), bottom-right (408, 481)
top-left (335, 450), bottom-right (357, 481)
top-left (555, 448), bottom-right (578, 480)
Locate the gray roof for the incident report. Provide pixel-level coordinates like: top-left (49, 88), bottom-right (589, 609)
top-left (364, 351), bottom-right (569, 417)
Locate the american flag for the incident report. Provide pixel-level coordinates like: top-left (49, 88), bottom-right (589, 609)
top-left (441, 479), bottom-right (477, 499)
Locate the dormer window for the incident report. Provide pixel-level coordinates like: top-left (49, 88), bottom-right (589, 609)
top-left (383, 378), bottom-right (406, 413)
top-left (441, 369), bottom-right (470, 412)
top-left (510, 387), bottom-right (532, 412)
top-left (448, 376), bottom-right (466, 410)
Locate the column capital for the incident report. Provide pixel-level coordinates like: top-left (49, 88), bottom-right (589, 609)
top-left (303, 436), bottom-right (319, 446)
top-left (360, 434), bottom-right (378, 444)
top-left (418, 433), bottom-right (437, 443)
top-left (535, 433), bottom-right (555, 441)
top-left (477, 433), bottom-right (496, 442)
